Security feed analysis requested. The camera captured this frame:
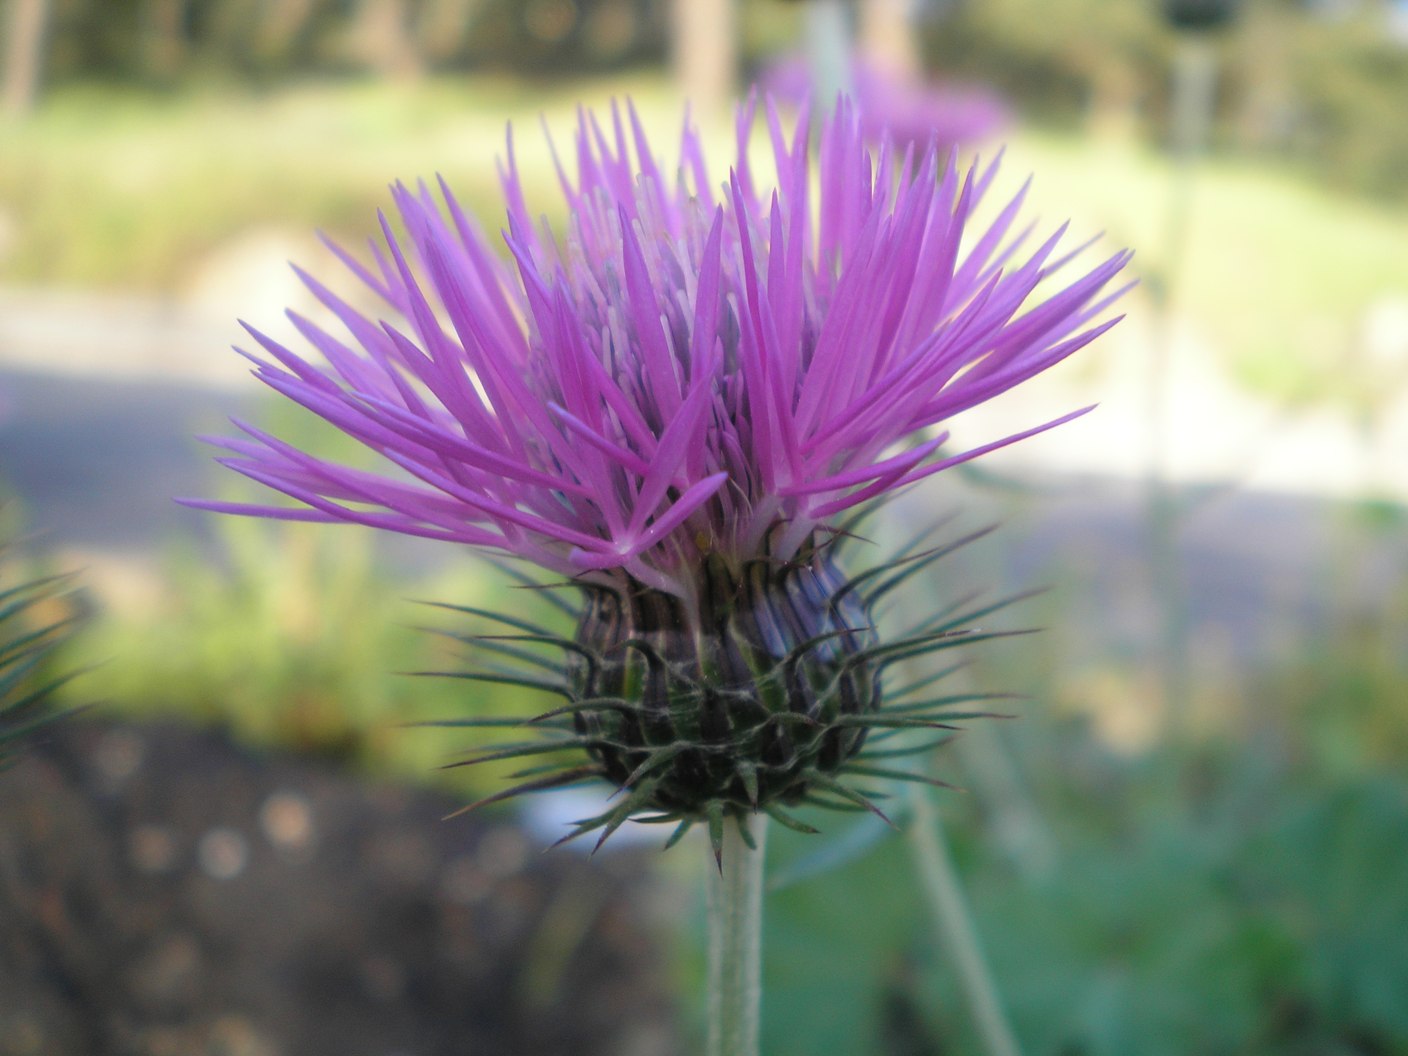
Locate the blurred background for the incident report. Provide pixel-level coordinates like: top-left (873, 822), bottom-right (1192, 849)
top-left (1, 0), bottom-right (1407, 1054)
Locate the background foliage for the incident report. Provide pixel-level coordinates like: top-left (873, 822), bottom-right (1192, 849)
top-left (20, 0), bottom-right (1408, 201)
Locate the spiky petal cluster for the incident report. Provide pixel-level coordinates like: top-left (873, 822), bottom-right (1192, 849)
top-left (190, 99), bottom-right (1130, 603)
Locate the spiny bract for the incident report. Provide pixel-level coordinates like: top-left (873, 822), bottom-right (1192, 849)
top-left (430, 518), bottom-right (1035, 855)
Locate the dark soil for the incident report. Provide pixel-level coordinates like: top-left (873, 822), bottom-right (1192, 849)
top-left (0, 719), bottom-right (680, 1056)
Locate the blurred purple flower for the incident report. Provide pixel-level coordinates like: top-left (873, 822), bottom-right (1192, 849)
top-left (760, 55), bottom-right (1011, 152)
top-left (188, 100), bottom-right (1128, 600)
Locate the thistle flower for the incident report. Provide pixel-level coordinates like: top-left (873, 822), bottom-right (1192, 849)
top-left (760, 55), bottom-right (1011, 153)
top-left (189, 99), bottom-right (1129, 853)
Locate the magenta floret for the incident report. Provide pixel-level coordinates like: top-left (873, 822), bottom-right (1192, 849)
top-left (189, 99), bottom-right (1130, 599)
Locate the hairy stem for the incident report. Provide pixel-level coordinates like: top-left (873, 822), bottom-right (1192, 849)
top-left (706, 813), bottom-right (768, 1056)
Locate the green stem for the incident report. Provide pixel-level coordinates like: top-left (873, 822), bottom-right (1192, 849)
top-left (805, 0), bottom-right (854, 109)
top-left (907, 785), bottom-right (1022, 1056)
top-left (706, 812), bottom-right (768, 1056)
top-left (1149, 36), bottom-right (1214, 742)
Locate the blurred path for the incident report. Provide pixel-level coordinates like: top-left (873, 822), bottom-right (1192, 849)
top-left (0, 366), bottom-right (251, 552)
top-left (0, 286), bottom-right (254, 390)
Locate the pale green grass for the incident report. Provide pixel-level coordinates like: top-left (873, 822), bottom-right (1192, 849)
top-left (1007, 130), bottom-right (1408, 402)
top-left (0, 73), bottom-right (685, 291)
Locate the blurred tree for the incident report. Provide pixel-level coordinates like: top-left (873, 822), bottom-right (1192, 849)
top-left (920, 0), bottom-right (1162, 130)
top-left (252, 0), bottom-right (321, 67)
top-left (672, 0), bottom-right (735, 121)
top-left (416, 0), bottom-right (484, 64)
top-left (859, 0), bottom-right (921, 80)
top-left (15, 0), bottom-right (1402, 202)
top-left (2, 0), bottom-right (52, 115)
top-left (141, 0), bottom-right (188, 79)
top-left (1282, 9), bottom-right (1408, 199)
top-left (198, 0), bottom-right (263, 75)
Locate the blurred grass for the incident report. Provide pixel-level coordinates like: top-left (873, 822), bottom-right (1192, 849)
top-left (753, 585), bottom-right (1408, 1056)
top-left (0, 73), bottom-right (681, 291)
top-left (650, 501), bottom-right (1408, 1055)
top-left (1011, 130), bottom-right (1408, 407)
top-left (62, 513), bottom-right (569, 798)
top-left (3, 76), bottom-right (1407, 408)
top-left (81, 535), bottom-right (611, 816)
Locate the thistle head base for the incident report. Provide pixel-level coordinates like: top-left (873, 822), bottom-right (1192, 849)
top-left (570, 549), bottom-right (880, 819)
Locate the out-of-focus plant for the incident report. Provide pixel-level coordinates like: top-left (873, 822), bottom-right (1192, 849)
top-left (757, 700), bottom-right (1408, 1056)
top-left (1255, 501), bottom-right (1408, 780)
top-left (0, 521), bottom-right (85, 769)
top-left (80, 507), bottom-right (536, 789)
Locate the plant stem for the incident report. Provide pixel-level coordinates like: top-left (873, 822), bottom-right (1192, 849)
top-left (1149, 36), bottom-right (1215, 742)
top-left (706, 812), bottom-right (768, 1056)
top-left (906, 785), bottom-right (1022, 1056)
top-left (805, 0), bottom-right (854, 110)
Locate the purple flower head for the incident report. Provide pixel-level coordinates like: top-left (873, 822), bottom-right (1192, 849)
top-left (191, 99), bottom-right (1129, 602)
